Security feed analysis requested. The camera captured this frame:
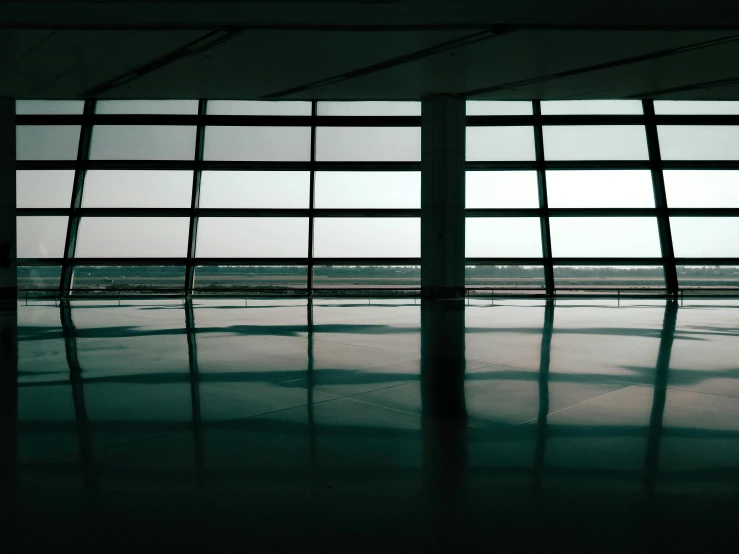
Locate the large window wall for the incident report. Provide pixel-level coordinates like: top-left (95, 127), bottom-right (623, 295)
top-left (16, 99), bottom-right (739, 295)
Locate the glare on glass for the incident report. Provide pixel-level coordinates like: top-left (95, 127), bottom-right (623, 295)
top-left (16, 170), bottom-right (75, 208)
top-left (664, 170), bottom-right (739, 208)
top-left (466, 127), bottom-right (535, 161)
top-left (314, 218), bottom-right (420, 257)
top-left (90, 126), bottom-right (196, 160)
top-left (546, 170), bottom-right (654, 208)
top-left (315, 172), bottom-right (420, 208)
top-left (17, 216), bottom-right (68, 258)
top-left (199, 171), bottom-right (310, 208)
top-left (204, 127), bottom-right (311, 161)
top-left (75, 217), bottom-right (190, 258)
top-left (196, 218), bottom-right (308, 258)
top-left (82, 171), bottom-right (193, 208)
top-left (541, 100), bottom-right (643, 115)
top-left (654, 101), bottom-right (739, 115)
top-left (95, 100), bottom-right (198, 115)
top-left (466, 171), bottom-right (539, 208)
top-left (16, 100), bottom-right (84, 115)
top-left (670, 217), bottom-right (739, 257)
top-left (543, 126), bottom-right (649, 160)
top-left (657, 126), bottom-right (739, 160)
top-left (549, 217), bottom-right (661, 257)
top-left (465, 218), bottom-right (542, 257)
top-left (465, 101), bottom-right (533, 116)
top-left (316, 127), bottom-right (421, 162)
top-left (207, 101), bottom-right (312, 116)
top-left (16, 126), bottom-right (81, 160)
top-left (317, 102), bottom-right (421, 116)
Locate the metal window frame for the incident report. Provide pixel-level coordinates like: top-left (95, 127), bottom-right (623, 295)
top-left (15, 100), bottom-right (739, 296)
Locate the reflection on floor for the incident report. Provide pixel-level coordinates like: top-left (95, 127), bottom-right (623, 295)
top-left (4, 298), bottom-right (739, 552)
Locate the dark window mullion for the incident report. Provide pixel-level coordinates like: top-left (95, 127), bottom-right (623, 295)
top-left (533, 101), bottom-right (554, 295)
top-left (60, 99), bottom-right (95, 295)
top-left (185, 100), bottom-right (207, 295)
top-left (643, 100), bottom-right (679, 294)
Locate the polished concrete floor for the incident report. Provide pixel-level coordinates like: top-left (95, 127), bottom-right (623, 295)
top-left (2, 298), bottom-right (739, 552)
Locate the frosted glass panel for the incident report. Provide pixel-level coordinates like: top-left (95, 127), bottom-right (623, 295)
top-left (96, 100), bottom-right (198, 114)
top-left (546, 170), bottom-right (654, 208)
top-left (541, 100), bottom-right (642, 115)
top-left (16, 170), bottom-right (74, 208)
top-left (90, 126), bottom-right (196, 160)
top-left (316, 127), bottom-right (421, 161)
top-left (466, 218), bottom-right (542, 257)
top-left (82, 171), bottom-right (193, 208)
top-left (466, 127), bottom-right (535, 161)
top-left (654, 101), bottom-right (739, 115)
top-left (207, 101), bottom-right (311, 116)
top-left (317, 102), bottom-right (420, 116)
top-left (199, 171), bottom-right (309, 208)
top-left (466, 102), bottom-right (533, 116)
top-left (466, 171), bottom-right (539, 208)
top-left (17, 216), bottom-right (68, 258)
top-left (549, 217), bottom-right (661, 257)
top-left (76, 218), bottom-right (190, 258)
top-left (670, 217), bottom-right (739, 257)
top-left (196, 218), bottom-right (308, 258)
top-left (664, 171), bottom-right (739, 208)
top-left (204, 127), bottom-right (311, 161)
top-left (315, 172), bottom-right (420, 208)
top-left (657, 126), bottom-right (739, 160)
top-left (16, 100), bottom-right (84, 115)
top-left (16, 126), bottom-right (81, 160)
top-left (314, 219), bottom-right (420, 257)
top-left (543, 126), bottom-right (649, 160)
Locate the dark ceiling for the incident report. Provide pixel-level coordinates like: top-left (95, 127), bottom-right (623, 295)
top-left (3, 1), bottom-right (739, 100)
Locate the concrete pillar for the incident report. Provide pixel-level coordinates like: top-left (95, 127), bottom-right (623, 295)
top-left (0, 97), bottom-right (17, 482)
top-left (421, 95), bottom-right (465, 299)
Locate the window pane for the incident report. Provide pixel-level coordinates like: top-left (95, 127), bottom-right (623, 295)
top-left (466, 101), bottom-right (532, 116)
top-left (549, 217), bottom-right (661, 257)
top-left (16, 170), bottom-right (74, 208)
top-left (317, 102), bottom-right (420, 116)
top-left (677, 266), bottom-right (739, 287)
top-left (466, 171), bottom-right (539, 208)
top-left (465, 265), bottom-right (545, 288)
top-left (96, 100), bottom-right (198, 115)
top-left (195, 266), bottom-right (308, 290)
top-left (199, 171), bottom-right (309, 208)
top-left (18, 266), bottom-right (61, 291)
top-left (16, 100), bottom-right (84, 115)
top-left (16, 126), bottom-right (81, 160)
top-left (196, 218), bottom-right (308, 258)
top-left (204, 126), bottom-right (311, 161)
top-left (313, 265), bottom-right (420, 288)
top-left (466, 218), bottom-right (542, 257)
top-left (670, 217), bottom-right (739, 257)
top-left (75, 217), bottom-right (190, 258)
top-left (554, 266), bottom-right (665, 289)
top-left (546, 170), bottom-right (654, 208)
top-left (657, 126), bottom-right (739, 160)
top-left (654, 101), bottom-right (739, 115)
top-left (17, 216), bottom-right (68, 258)
top-left (541, 100), bottom-right (642, 115)
top-left (314, 218), bottom-right (420, 257)
top-left (207, 101), bottom-right (311, 116)
top-left (90, 126), bottom-right (196, 160)
top-left (82, 171), bottom-right (193, 208)
top-left (72, 266), bottom-right (185, 290)
top-left (543, 126), bottom-right (648, 160)
top-left (664, 170), bottom-right (739, 208)
top-left (315, 171), bottom-right (420, 208)
top-left (316, 127), bottom-right (421, 162)
top-left (466, 127), bottom-right (535, 161)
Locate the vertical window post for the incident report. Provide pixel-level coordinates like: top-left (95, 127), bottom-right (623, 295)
top-left (185, 99), bottom-right (207, 295)
top-left (532, 100), bottom-right (554, 295)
